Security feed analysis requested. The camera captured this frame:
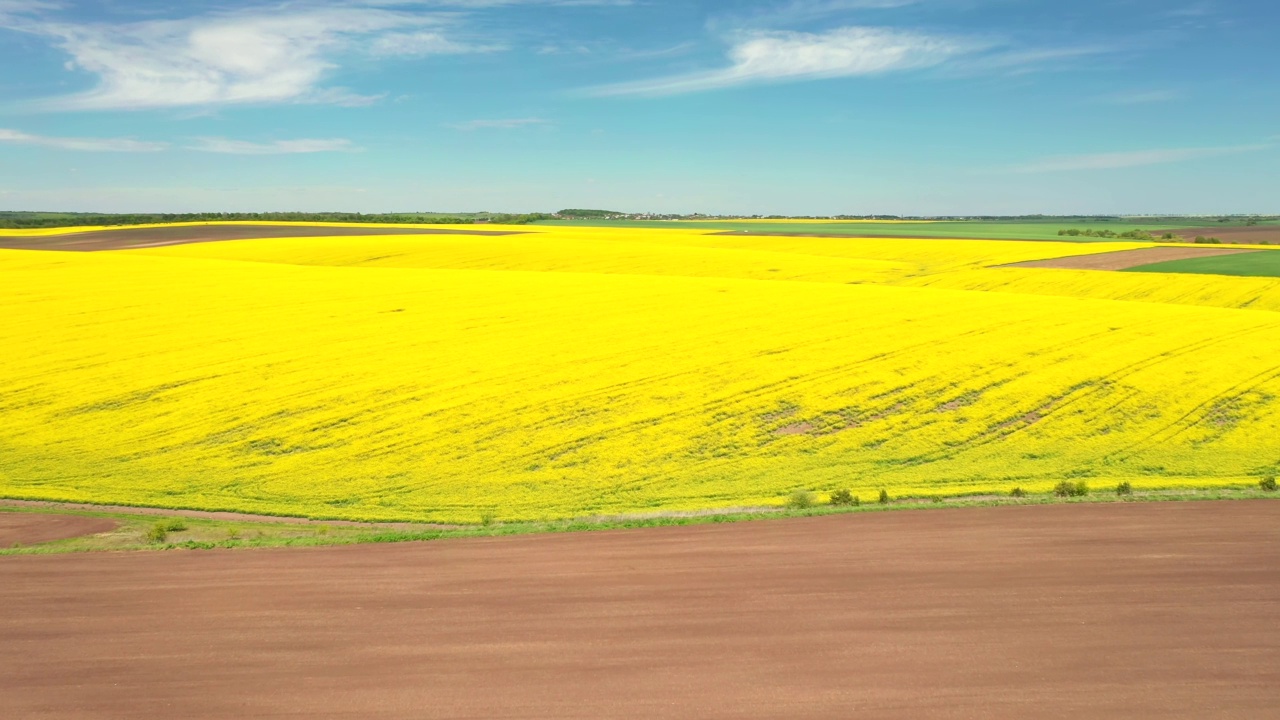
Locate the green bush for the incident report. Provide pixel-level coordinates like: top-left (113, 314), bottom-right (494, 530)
top-left (1053, 480), bottom-right (1089, 498)
top-left (787, 489), bottom-right (817, 509)
top-left (1009, 487), bottom-right (1026, 498)
top-left (1117, 230), bottom-right (1154, 241)
top-left (1261, 477), bottom-right (1278, 492)
top-left (878, 489), bottom-right (890, 504)
top-left (1116, 481), bottom-right (1133, 496)
top-left (145, 518), bottom-right (188, 544)
top-left (1193, 236), bottom-right (1222, 244)
top-left (829, 489), bottom-right (856, 506)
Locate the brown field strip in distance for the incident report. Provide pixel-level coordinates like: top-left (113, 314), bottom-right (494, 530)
top-left (0, 224), bottom-right (529, 252)
top-left (1160, 225), bottom-right (1280, 244)
top-left (1004, 246), bottom-right (1260, 271)
top-left (2, 501), bottom-right (1278, 719)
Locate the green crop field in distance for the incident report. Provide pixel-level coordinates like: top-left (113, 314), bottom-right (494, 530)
top-left (1125, 250), bottom-right (1280, 278)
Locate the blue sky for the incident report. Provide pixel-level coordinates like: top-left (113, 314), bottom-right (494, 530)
top-left (0, 0), bottom-right (1276, 215)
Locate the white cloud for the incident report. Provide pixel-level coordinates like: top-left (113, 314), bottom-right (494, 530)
top-left (187, 137), bottom-right (359, 155)
top-left (588, 26), bottom-right (973, 97)
top-left (5, 5), bottom-right (488, 111)
top-left (0, 127), bottom-right (166, 152)
top-left (729, 0), bottom-right (921, 26)
top-left (1010, 144), bottom-right (1269, 173)
top-left (448, 117), bottom-right (550, 130)
top-left (371, 30), bottom-right (500, 56)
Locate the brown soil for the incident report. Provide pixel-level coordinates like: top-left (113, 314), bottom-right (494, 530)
top-left (0, 513), bottom-right (116, 547)
top-left (1160, 226), bottom-right (1280, 245)
top-left (0, 224), bottom-right (527, 252)
top-left (2, 501), bottom-right (1276, 719)
top-left (1006, 246), bottom-right (1260, 271)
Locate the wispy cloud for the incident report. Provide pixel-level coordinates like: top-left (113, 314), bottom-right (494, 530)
top-left (587, 26), bottom-right (976, 97)
top-left (0, 128), bottom-right (167, 152)
top-left (1, 4), bottom-right (506, 111)
top-left (1010, 144), bottom-right (1269, 173)
top-left (187, 137), bottom-right (359, 155)
top-left (371, 30), bottom-right (501, 57)
top-left (1167, 2), bottom-right (1215, 18)
top-left (726, 0), bottom-right (922, 27)
top-left (448, 117), bottom-right (551, 130)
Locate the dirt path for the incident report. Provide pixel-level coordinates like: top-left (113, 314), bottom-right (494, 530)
top-left (0, 499), bottom-right (455, 530)
top-left (2, 501), bottom-right (1276, 719)
top-left (0, 513), bottom-right (116, 547)
top-left (0, 224), bottom-right (527, 252)
top-left (1005, 246), bottom-right (1259, 270)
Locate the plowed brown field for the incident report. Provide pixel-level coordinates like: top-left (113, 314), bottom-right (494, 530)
top-left (1162, 225), bottom-right (1280, 245)
top-left (0, 224), bottom-right (526, 251)
top-left (0, 513), bottom-right (115, 548)
top-left (2, 501), bottom-right (1277, 719)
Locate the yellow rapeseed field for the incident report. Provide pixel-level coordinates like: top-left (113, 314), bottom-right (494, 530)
top-left (3, 225), bottom-right (1279, 522)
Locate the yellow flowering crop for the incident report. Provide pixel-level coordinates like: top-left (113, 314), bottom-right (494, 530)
top-left (2, 225), bottom-right (1279, 523)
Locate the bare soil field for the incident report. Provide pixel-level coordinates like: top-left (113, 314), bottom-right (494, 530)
top-left (1161, 225), bottom-right (1280, 244)
top-left (2, 501), bottom-right (1276, 719)
top-left (0, 224), bottom-right (527, 252)
top-left (1006, 246), bottom-right (1259, 271)
top-left (0, 513), bottom-right (115, 548)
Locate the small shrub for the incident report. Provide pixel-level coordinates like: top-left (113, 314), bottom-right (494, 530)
top-left (1116, 481), bottom-right (1133, 496)
top-left (144, 517), bottom-right (189, 543)
top-left (1054, 480), bottom-right (1089, 498)
top-left (787, 489), bottom-right (817, 509)
top-left (1193, 236), bottom-right (1222, 244)
top-left (878, 489), bottom-right (890, 504)
top-left (480, 511), bottom-right (496, 526)
top-left (829, 489), bottom-right (856, 506)
top-left (1009, 487), bottom-right (1026, 498)
top-left (1261, 477), bottom-right (1278, 492)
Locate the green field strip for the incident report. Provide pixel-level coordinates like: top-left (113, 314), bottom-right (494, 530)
top-left (1124, 251), bottom-right (1280, 278)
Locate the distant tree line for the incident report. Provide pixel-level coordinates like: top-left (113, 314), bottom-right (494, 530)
top-left (556, 209), bottom-right (624, 218)
top-left (1057, 228), bottom-right (1178, 240)
top-left (0, 211), bottom-right (554, 229)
